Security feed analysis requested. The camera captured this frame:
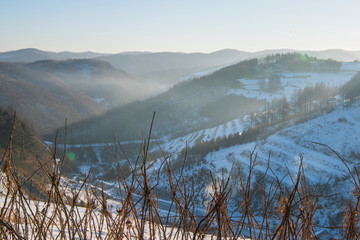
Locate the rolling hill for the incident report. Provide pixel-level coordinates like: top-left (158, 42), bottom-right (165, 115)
top-left (96, 49), bottom-right (252, 87)
top-left (27, 58), bottom-right (149, 107)
top-left (0, 62), bottom-right (104, 134)
top-left (0, 59), bottom-right (145, 134)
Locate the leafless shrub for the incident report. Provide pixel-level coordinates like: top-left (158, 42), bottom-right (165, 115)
top-left (1, 114), bottom-right (360, 239)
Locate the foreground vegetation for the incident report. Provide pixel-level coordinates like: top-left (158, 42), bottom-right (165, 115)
top-left (1, 113), bottom-right (360, 239)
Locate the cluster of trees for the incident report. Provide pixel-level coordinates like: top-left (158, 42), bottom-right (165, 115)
top-left (293, 83), bottom-right (337, 114)
top-left (180, 125), bottom-right (266, 158)
top-left (259, 96), bottom-right (291, 127)
top-left (0, 107), bottom-right (47, 183)
top-left (262, 53), bottom-right (341, 72)
top-left (0, 107), bottom-right (37, 150)
top-left (341, 72), bottom-right (360, 102)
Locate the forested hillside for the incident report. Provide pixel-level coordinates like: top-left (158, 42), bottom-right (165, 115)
top-left (0, 62), bottom-right (105, 134)
top-left (0, 107), bottom-right (47, 181)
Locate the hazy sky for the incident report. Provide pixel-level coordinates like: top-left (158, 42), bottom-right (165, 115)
top-left (1, 0), bottom-right (359, 53)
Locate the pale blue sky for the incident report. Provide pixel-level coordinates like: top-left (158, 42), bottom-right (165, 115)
top-left (1, 0), bottom-right (359, 53)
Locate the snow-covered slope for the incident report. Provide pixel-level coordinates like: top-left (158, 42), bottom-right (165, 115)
top-left (151, 62), bottom-right (360, 155)
top-left (151, 118), bottom-right (248, 154)
top-left (205, 101), bottom-right (360, 184)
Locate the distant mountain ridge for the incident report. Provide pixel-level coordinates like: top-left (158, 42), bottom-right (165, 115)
top-left (306, 49), bottom-right (360, 62)
top-left (0, 48), bottom-right (108, 63)
top-left (96, 49), bottom-right (252, 87)
top-left (2, 48), bottom-right (360, 64)
top-left (97, 49), bottom-right (250, 74)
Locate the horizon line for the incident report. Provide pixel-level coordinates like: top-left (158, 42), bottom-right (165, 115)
top-left (1, 47), bottom-right (360, 55)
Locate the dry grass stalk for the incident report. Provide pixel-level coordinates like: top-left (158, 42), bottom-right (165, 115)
top-left (1, 114), bottom-right (360, 239)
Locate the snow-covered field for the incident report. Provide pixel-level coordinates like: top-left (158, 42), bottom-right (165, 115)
top-left (227, 62), bottom-right (360, 102)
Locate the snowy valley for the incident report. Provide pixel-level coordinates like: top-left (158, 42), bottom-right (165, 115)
top-left (2, 52), bottom-right (360, 239)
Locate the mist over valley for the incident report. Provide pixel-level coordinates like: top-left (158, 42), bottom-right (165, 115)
top-left (2, 48), bottom-right (360, 238)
